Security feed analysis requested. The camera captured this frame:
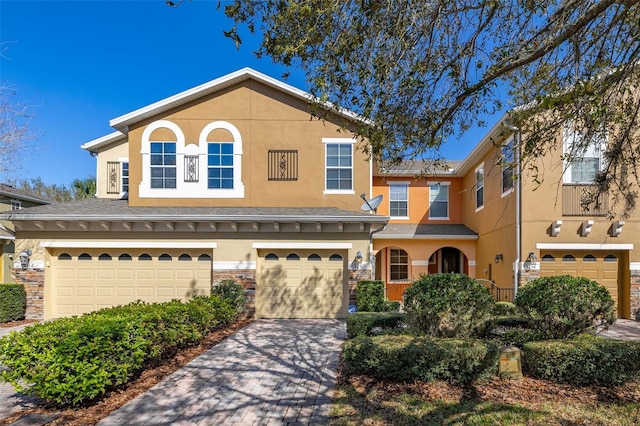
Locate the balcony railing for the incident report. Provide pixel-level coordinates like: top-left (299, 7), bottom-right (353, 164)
top-left (562, 184), bottom-right (608, 216)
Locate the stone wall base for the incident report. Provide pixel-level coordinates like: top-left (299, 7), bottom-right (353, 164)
top-left (12, 268), bottom-right (45, 320)
top-left (630, 271), bottom-right (640, 319)
top-left (212, 269), bottom-right (256, 318)
top-left (349, 268), bottom-right (372, 305)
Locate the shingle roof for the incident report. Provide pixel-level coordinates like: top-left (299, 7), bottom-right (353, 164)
top-left (375, 223), bottom-right (477, 239)
top-left (1, 198), bottom-right (388, 223)
top-left (0, 184), bottom-right (52, 204)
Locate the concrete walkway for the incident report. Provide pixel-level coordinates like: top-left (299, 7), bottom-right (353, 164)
top-left (98, 319), bottom-right (345, 425)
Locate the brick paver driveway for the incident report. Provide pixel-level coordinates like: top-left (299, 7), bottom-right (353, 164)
top-left (99, 319), bottom-right (346, 425)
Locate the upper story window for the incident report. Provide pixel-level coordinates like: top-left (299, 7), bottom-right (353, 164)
top-left (501, 138), bottom-right (515, 195)
top-left (324, 138), bottom-right (355, 193)
top-left (208, 142), bottom-right (234, 189)
top-left (475, 164), bottom-right (484, 210)
top-left (122, 162), bottom-right (129, 193)
top-left (563, 124), bottom-right (606, 184)
top-left (150, 142), bottom-right (177, 189)
top-left (429, 183), bottom-right (449, 219)
top-left (10, 199), bottom-right (21, 210)
top-left (389, 183), bottom-right (409, 218)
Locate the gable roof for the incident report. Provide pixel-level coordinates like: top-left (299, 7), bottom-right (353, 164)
top-left (108, 67), bottom-right (366, 133)
top-left (81, 131), bottom-right (127, 154)
top-left (0, 184), bottom-right (52, 205)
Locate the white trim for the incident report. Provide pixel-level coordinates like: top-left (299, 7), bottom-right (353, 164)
top-left (139, 120), bottom-right (184, 198)
top-left (475, 163), bottom-right (484, 211)
top-left (389, 182), bottom-right (409, 219)
top-left (426, 181), bottom-right (451, 186)
top-left (629, 262), bottom-right (640, 271)
top-left (322, 138), bottom-right (357, 145)
top-left (213, 261), bottom-right (256, 270)
top-left (253, 242), bottom-right (353, 249)
top-left (323, 190), bottom-right (356, 195)
top-left (536, 243), bottom-right (633, 250)
top-left (374, 234), bottom-right (478, 240)
top-left (81, 131), bottom-right (127, 152)
top-left (324, 138), bottom-right (356, 193)
top-left (468, 260), bottom-right (476, 266)
top-left (411, 260), bottom-right (430, 266)
top-left (41, 241), bottom-right (218, 249)
top-left (428, 183), bottom-right (450, 220)
top-left (200, 121), bottom-right (245, 198)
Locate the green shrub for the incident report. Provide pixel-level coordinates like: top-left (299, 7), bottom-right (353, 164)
top-left (346, 312), bottom-right (406, 338)
top-left (496, 327), bottom-right (549, 347)
top-left (515, 275), bottom-right (616, 338)
top-left (403, 273), bottom-right (495, 338)
top-left (0, 295), bottom-right (236, 406)
top-left (494, 316), bottom-right (529, 328)
top-left (381, 301), bottom-right (401, 312)
top-left (356, 280), bottom-right (386, 312)
top-left (342, 334), bottom-right (499, 384)
top-left (523, 335), bottom-right (640, 386)
top-left (211, 279), bottom-right (246, 318)
top-left (494, 301), bottom-right (517, 316)
top-left (0, 283), bottom-right (26, 322)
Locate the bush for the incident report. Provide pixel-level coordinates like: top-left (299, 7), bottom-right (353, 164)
top-left (356, 280), bottom-right (386, 312)
top-left (0, 295), bottom-right (237, 406)
top-left (494, 301), bottom-right (517, 316)
top-left (515, 275), bottom-right (616, 338)
top-left (496, 327), bottom-right (549, 347)
top-left (403, 273), bottom-right (495, 338)
top-left (211, 279), bottom-right (246, 317)
top-left (382, 301), bottom-right (401, 312)
top-left (346, 312), bottom-right (406, 338)
top-left (523, 335), bottom-right (640, 386)
top-left (0, 283), bottom-right (26, 322)
top-left (342, 334), bottom-right (499, 384)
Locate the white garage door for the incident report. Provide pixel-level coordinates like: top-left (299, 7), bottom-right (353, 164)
top-left (256, 249), bottom-right (348, 319)
top-left (50, 248), bottom-right (212, 317)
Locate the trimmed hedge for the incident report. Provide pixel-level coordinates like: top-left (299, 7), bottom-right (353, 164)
top-left (342, 334), bottom-right (499, 384)
top-left (355, 280), bottom-right (386, 312)
top-left (346, 312), bottom-right (406, 338)
top-left (0, 283), bottom-right (26, 322)
top-left (494, 301), bottom-right (517, 316)
top-left (523, 335), bottom-right (640, 386)
top-left (403, 273), bottom-right (495, 337)
top-left (211, 279), bottom-right (246, 318)
top-left (0, 295), bottom-right (238, 406)
top-left (515, 275), bottom-right (616, 338)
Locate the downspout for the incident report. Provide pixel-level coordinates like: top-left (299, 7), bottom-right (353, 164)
top-left (504, 122), bottom-right (522, 297)
top-left (369, 223), bottom-right (387, 281)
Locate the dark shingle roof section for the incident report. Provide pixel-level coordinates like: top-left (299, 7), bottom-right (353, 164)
top-left (375, 223), bottom-right (477, 239)
top-left (374, 160), bottom-right (462, 177)
top-left (0, 184), bottom-right (52, 204)
top-left (1, 198), bottom-right (388, 223)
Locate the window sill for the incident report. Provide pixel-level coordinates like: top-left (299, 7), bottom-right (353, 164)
top-left (428, 217), bottom-right (449, 221)
top-left (475, 205), bottom-right (484, 213)
top-left (324, 190), bottom-right (355, 195)
top-left (390, 216), bottom-right (410, 220)
top-left (501, 188), bottom-right (514, 198)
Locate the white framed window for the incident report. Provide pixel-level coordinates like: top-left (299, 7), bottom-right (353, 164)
top-left (501, 137), bottom-right (514, 195)
top-left (323, 138), bottom-right (355, 194)
top-left (10, 199), bottom-right (21, 210)
top-left (207, 142), bottom-right (234, 189)
top-left (121, 161), bottom-right (129, 193)
top-left (389, 183), bottom-right (409, 218)
top-left (475, 163), bottom-right (484, 211)
top-left (428, 182), bottom-right (449, 219)
top-left (563, 124), bottom-right (606, 184)
top-left (389, 248), bottom-right (409, 281)
top-left (150, 142), bottom-right (177, 188)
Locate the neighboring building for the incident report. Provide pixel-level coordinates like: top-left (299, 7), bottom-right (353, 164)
top-left (3, 68), bottom-right (387, 320)
top-left (4, 68), bottom-right (638, 320)
top-left (0, 184), bottom-right (51, 282)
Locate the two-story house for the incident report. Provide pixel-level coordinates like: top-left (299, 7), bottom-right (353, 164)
top-left (371, 114), bottom-right (638, 319)
top-left (0, 184), bottom-right (51, 282)
top-left (5, 68), bottom-right (387, 320)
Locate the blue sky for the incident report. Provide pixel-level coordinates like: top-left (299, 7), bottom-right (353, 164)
top-left (1, 0), bottom-right (495, 186)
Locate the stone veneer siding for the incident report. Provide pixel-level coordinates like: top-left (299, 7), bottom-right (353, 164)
top-left (349, 268), bottom-right (372, 305)
top-left (630, 269), bottom-right (640, 319)
top-left (12, 268), bottom-right (45, 320)
top-left (212, 269), bottom-right (257, 318)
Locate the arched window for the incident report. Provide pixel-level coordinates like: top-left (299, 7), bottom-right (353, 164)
top-left (583, 254), bottom-right (597, 262)
top-left (604, 254), bottom-right (618, 262)
top-left (78, 253), bottom-right (92, 261)
top-left (265, 253), bottom-right (279, 261)
top-left (562, 254), bottom-right (576, 262)
top-left (286, 253), bottom-right (300, 261)
top-left (139, 253), bottom-right (152, 261)
top-left (159, 254), bottom-right (172, 261)
top-left (178, 254), bottom-right (192, 261)
top-left (308, 254), bottom-right (321, 261)
top-left (541, 254), bottom-right (555, 261)
top-left (329, 254), bottom-right (343, 261)
top-left (198, 254), bottom-right (212, 261)
top-left (140, 120), bottom-right (184, 197)
top-left (98, 253), bottom-right (112, 261)
top-left (118, 254), bottom-right (132, 261)
top-left (58, 253), bottom-right (72, 260)
top-left (201, 121), bottom-right (244, 198)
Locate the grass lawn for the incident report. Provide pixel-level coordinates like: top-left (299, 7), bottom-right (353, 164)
top-left (331, 372), bottom-right (640, 425)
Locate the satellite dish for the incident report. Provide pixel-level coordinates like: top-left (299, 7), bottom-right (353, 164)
top-left (360, 194), bottom-right (383, 213)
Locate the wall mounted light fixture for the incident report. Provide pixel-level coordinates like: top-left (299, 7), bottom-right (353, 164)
top-left (19, 249), bottom-right (32, 270)
top-left (494, 254), bottom-right (503, 264)
top-left (525, 252), bottom-right (537, 270)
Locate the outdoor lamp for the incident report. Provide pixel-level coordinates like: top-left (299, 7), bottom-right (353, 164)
top-left (494, 254), bottom-right (503, 263)
top-left (355, 251), bottom-right (363, 264)
top-left (19, 250), bottom-right (31, 270)
top-left (526, 252), bottom-right (537, 268)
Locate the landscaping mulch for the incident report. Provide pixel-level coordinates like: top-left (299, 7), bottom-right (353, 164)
top-left (0, 318), bottom-right (254, 426)
top-left (0, 320), bottom-right (37, 328)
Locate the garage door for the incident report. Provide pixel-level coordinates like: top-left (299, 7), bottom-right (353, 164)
top-left (256, 249), bottom-right (348, 319)
top-left (50, 248), bottom-right (212, 317)
top-left (539, 250), bottom-right (626, 316)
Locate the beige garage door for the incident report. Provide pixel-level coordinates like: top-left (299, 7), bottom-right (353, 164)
top-left (50, 249), bottom-right (212, 317)
top-left (539, 250), bottom-right (625, 316)
top-left (256, 249), bottom-right (348, 319)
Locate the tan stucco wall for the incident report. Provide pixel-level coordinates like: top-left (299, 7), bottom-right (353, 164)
top-left (124, 80), bottom-right (370, 210)
top-left (95, 139), bottom-right (129, 198)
